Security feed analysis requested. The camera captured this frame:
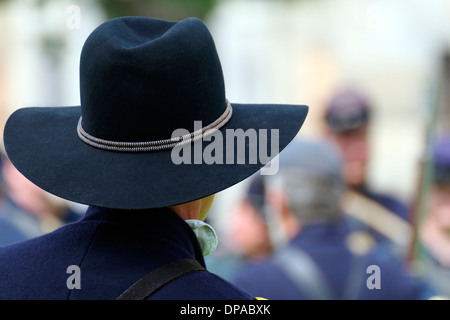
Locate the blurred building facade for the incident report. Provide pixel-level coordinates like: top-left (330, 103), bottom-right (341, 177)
top-left (0, 0), bottom-right (105, 144)
top-left (206, 0), bottom-right (450, 230)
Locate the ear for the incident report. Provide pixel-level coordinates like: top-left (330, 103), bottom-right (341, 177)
top-left (265, 184), bottom-right (301, 239)
top-left (265, 183), bottom-right (287, 218)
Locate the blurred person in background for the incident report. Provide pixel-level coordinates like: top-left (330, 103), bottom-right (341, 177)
top-left (0, 155), bottom-right (82, 246)
top-left (323, 88), bottom-right (412, 258)
top-left (206, 174), bottom-right (274, 280)
top-left (232, 138), bottom-right (435, 299)
top-left (418, 134), bottom-right (450, 297)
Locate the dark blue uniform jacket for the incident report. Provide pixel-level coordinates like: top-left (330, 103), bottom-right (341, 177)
top-left (0, 206), bottom-right (252, 300)
top-left (232, 218), bottom-right (435, 300)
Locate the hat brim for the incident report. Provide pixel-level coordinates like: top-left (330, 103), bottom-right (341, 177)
top-left (3, 103), bottom-right (308, 209)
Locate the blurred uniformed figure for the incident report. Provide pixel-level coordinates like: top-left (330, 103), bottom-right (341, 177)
top-left (0, 156), bottom-right (82, 245)
top-left (418, 134), bottom-right (450, 297)
top-left (204, 182), bottom-right (274, 281)
top-left (323, 88), bottom-right (412, 257)
top-left (232, 138), bottom-right (435, 299)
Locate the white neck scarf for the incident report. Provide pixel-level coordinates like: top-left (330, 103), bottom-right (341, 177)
top-left (185, 219), bottom-right (218, 256)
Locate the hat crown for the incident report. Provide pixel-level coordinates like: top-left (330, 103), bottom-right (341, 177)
top-left (325, 88), bottom-right (370, 132)
top-left (279, 139), bottom-right (343, 179)
top-left (79, 17), bottom-right (226, 142)
top-left (434, 135), bottom-right (450, 167)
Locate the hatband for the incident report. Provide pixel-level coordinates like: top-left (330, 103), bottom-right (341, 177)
top-left (77, 100), bottom-right (233, 152)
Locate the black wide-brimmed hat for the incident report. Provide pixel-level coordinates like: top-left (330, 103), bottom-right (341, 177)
top-left (3, 17), bottom-right (308, 209)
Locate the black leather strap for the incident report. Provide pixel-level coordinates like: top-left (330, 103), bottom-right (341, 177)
top-left (116, 258), bottom-right (206, 300)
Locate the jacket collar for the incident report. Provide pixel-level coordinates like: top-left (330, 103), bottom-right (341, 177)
top-left (80, 205), bottom-right (206, 267)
